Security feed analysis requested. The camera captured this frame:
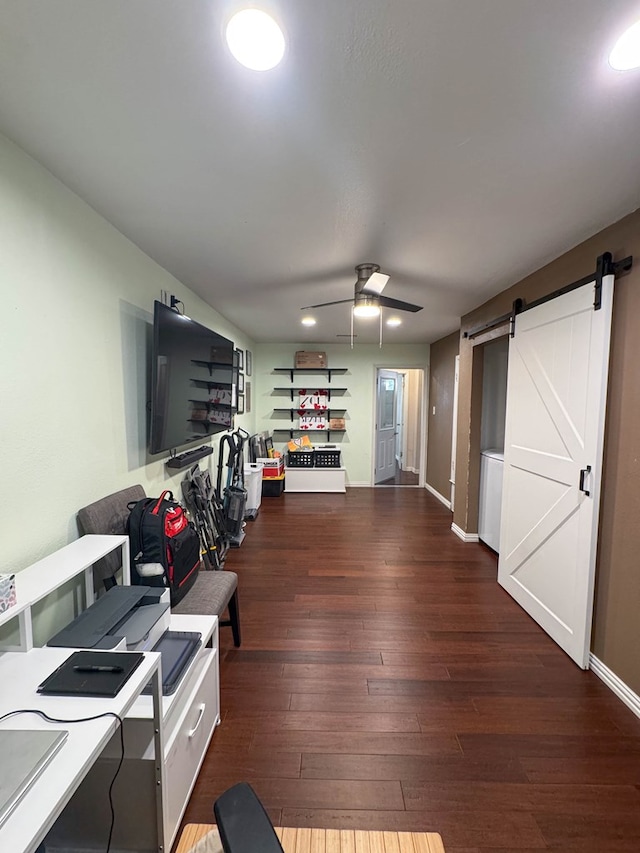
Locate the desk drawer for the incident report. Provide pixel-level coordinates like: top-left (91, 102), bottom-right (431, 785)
top-left (164, 649), bottom-right (219, 847)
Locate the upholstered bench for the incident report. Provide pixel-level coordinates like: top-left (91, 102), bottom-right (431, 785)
top-left (77, 484), bottom-right (240, 645)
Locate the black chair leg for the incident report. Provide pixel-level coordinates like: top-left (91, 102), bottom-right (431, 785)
top-left (228, 589), bottom-right (241, 647)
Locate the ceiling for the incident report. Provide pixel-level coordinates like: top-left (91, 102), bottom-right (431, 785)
top-left (1, 1), bottom-right (639, 345)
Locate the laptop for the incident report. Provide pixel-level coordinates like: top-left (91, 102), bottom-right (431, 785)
top-left (0, 729), bottom-right (68, 827)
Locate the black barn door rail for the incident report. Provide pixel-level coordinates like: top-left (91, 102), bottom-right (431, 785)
top-left (464, 252), bottom-right (633, 341)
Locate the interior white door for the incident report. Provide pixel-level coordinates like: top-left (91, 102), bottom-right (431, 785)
top-left (497, 275), bottom-right (614, 668)
top-left (375, 369), bottom-right (399, 483)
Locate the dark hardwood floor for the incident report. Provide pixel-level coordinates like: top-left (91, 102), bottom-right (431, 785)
top-left (377, 466), bottom-right (419, 486)
top-left (180, 488), bottom-right (640, 852)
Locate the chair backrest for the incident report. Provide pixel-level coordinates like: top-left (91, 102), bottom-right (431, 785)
top-left (77, 485), bottom-right (146, 589)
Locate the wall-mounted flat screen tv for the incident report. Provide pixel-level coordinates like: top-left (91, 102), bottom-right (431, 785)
top-left (149, 300), bottom-right (235, 455)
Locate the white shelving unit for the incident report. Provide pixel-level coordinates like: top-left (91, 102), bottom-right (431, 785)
top-left (0, 534), bottom-right (130, 652)
top-left (271, 366), bottom-right (348, 440)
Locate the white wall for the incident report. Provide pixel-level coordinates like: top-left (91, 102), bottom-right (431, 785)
top-left (0, 132), bottom-right (256, 580)
top-left (254, 344), bottom-right (430, 485)
top-left (0, 130), bottom-right (429, 643)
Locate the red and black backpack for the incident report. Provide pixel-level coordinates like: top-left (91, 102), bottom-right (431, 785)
top-left (127, 490), bottom-right (200, 606)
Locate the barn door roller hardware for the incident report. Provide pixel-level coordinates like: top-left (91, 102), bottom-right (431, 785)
top-left (464, 251), bottom-right (633, 341)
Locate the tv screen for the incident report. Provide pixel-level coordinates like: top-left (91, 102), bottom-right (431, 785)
top-left (149, 301), bottom-right (236, 455)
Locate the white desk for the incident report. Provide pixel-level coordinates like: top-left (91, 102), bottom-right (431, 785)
top-left (0, 646), bottom-right (161, 853)
top-left (0, 535), bottom-right (220, 853)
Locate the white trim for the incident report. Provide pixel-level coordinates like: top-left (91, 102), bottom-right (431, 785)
top-left (589, 654), bottom-right (640, 720)
top-left (425, 482), bottom-right (451, 510)
top-left (372, 364), bottom-right (427, 488)
top-left (451, 523), bottom-right (479, 543)
top-left (450, 354), bottom-right (460, 514)
top-left (347, 481), bottom-right (371, 488)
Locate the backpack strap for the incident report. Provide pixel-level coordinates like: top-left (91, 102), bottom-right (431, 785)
top-left (127, 497), bottom-right (155, 561)
top-left (151, 490), bottom-right (174, 515)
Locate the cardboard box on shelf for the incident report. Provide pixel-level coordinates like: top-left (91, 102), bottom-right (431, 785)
top-left (288, 435), bottom-right (313, 452)
top-left (329, 417), bottom-right (345, 430)
top-left (295, 351), bottom-right (327, 369)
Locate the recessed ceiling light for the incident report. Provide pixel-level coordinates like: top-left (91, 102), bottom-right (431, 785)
top-left (609, 19), bottom-right (640, 70)
top-left (301, 316), bottom-right (316, 326)
top-left (386, 316), bottom-right (402, 327)
top-left (226, 9), bottom-right (285, 71)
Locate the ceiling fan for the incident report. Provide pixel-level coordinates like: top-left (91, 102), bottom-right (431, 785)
top-left (302, 263), bottom-right (423, 316)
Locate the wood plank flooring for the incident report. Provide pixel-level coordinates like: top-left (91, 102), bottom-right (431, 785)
top-left (180, 488), bottom-right (640, 852)
top-left (378, 465), bottom-right (419, 486)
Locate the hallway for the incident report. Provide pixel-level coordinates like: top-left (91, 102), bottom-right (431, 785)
top-left (377, 464), bottom-right (420, 486)
top-left (182, 489), bottom-right (640, 852)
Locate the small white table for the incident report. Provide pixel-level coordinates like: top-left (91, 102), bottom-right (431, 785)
top-left (284, 466), bottom-right (346, 492)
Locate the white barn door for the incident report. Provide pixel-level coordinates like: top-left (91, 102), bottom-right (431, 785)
top-left (497, 275), bottom-right (614, 668)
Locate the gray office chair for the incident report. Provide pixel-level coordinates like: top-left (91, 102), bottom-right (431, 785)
top-left (215, 783), bottom-right (284, 853)
top-left (77, 484), bottom-right (240, 646)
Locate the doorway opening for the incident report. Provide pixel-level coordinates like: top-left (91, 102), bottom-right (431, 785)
top-left (476, 337), bottom-right (508, 552)
top-left (465, 325), bottom-right (510, 539)
top-left (374, 367), bottom-right (425, 486)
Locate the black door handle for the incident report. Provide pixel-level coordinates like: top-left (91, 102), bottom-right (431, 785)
top-left (579, 465), bottom-right (592, 497)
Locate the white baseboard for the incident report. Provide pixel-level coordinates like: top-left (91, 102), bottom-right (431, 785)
top-left (589, 654), bottom-right (640, 720)
top-left (451, 523), bottom-right (479, 543)
top-left (425, 483), bottom-right (451, 510)
top-left (347, 481), bottom-right (372, 488)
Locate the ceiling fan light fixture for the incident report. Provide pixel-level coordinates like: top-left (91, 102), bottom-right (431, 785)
top-left (225, 9), bottom-right (285, 71)
top-left (386, 316), bottom-right (402, 327)
top-left (301, 315), bottom-right (316, 326)
top-left (353, 295), bottom-right (381, 318)
top-left (609, 19), bottom-right (640, 70)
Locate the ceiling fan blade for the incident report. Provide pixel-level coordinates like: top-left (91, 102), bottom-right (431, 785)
top-left (378, 295), bottom-right (423, 313)
top-left (301, 299), bottom-right (355, 310)
top-left (361, 272), bottom-right (389, 295)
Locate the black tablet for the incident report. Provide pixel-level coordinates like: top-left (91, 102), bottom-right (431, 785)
top-left (37, 650), bottom-right (145, 698)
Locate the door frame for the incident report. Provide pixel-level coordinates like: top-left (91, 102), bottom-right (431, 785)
top-left (450, 355), bottom-right (460, 512)
top-left (372, 365), bottom-right (426, 487)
